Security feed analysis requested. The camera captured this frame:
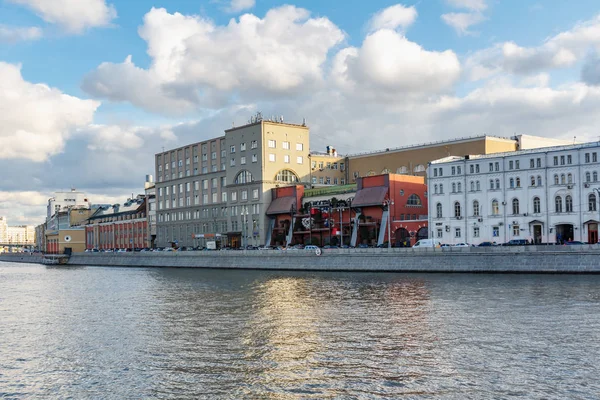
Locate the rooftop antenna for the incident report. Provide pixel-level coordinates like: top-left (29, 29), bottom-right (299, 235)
top-left (302, 117), bottom-right (306, 126)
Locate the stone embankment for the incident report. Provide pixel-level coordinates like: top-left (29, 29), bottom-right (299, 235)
top-left (1, 245), bottom-right (600, 273)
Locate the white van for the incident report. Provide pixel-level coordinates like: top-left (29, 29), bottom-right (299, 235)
top-left (413, 239), bottom-right (442, 248)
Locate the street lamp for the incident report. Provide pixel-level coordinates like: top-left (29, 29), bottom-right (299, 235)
top-left (595, 188), bottom-right (600, 243)
top-left (383, 199), bottom-right (394, 249)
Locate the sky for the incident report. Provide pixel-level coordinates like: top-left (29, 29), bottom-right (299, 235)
top-left (1, 0), bottom-right (600, 226)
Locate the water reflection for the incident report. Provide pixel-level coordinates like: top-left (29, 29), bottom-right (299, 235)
top-left (1, 264), bottom-right (600, 399)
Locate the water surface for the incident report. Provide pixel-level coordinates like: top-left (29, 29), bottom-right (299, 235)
top-left (1, 263), bottom-right (599, 399)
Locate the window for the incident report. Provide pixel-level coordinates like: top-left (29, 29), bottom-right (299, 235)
top-left (495, 162), bottom-right (500, 171)
top-left (533, 197), bottom-right (541, 214)
top-left (537, 176), bottom-right (542, 186)
top-left (436, 203), bottom-right (443, 218)
top-left (252, 189), bottom-right (259, 200)
top-left (252, 154), bottom-right (257, 163)
top-left (561, 174), bottom-right (566, 185)
top-left (452, 183), bottom-right (456, 193)
top-left (235, 171), bottom-right (253, 184)
top-left (439, 184), bottom-right (444, 194)
top-left (512, 198), bottom-right (520, 215)
top-left (595, 172), bottom-right (598, 182)
top-left (585, 153), bottom-right (590, 163)
top-left (566, 195), bottom-right (573, 212)
top-left (203, 194), bottom-right (209, 204)
top-left (211, 152), bottom-right (217, 160)
top-left (594, 153), bottom-right (598, 162)
top-left (452, 166), bottom-right (456, 175)
top-left (284, 155), bottom-right (290, 163)
top-left (251, 140), bottom-right (258, 149)
top-left (537, 158), bottom-right (541, 168)
top-left (568, 173), bottom-right (573, 184)
top-left (493, 226), bottom-right (499, 237)
top-left (240, 143), bottom-right (246, 151)
top-left (457, 182), bottom-right (462, 192)
top-left (212, 193), bottom-right (218, 203)
top-left (434, 184), bottom-right (438, 194)
top-left (567, 155), bottom-right (572, 164)
top-left (490, 179), bottom-right (494, 190)
top-left (560, 155), bottom-right (565, 165)
top-left (269, 153), bottom-right (276, 162)
top-left (555, 196), bottom-right (563, 213)
top-left (202, 153), bottom-right (207, 161)
top-left (268, 140), bottom-right (276, 148)
top-left (531, 176), bottom-right (536, 186)
top-left (473, 200), bottom-right (480, 216)
top-left (492, 200), bottom-right (499, 215)
top-left (275, 169), bottom-right (300, 182)
top-left (241, 190), bottom-right (248, 200)
top-left (512, 224), bottom-right (520, 236)
top-left (454, 202), bottom-right (461, 218)
top-left (510, 178), bottom-right (515, 188)
top-left (437, 229), bottom-right (443, 238)
top-left (586, 172), bottom-right (591, 182)
top-left (589, 194), bottom-right (597, 212)
top-left (530, 159), bottom-right (535, 168)
top-left (296, 143), bottom-right (303, 151)
top-left (282, 141), bottom-right (290, 150)
top-left (434, 169), bottom-right (438, 177)
top-left (230, 158), bottom-right (236, 167)
top-left (476, 164), bottom-right (480, 173)
top-left (476, 181), bottom-right (480, 191)
top-left (470, 181), bottom-right (475, 191)
top-left (231, 191), bottom-right (237, 202)
top-left (407, 194), bottom-right (422, 206)
top-left (470, 165), bottom-right (474, 174)
top-left (515, 160), bottom-right (520, 169)
top-left (553, 156), bottom-right (558, 166)
top-left (495, 179), bottom-right (500, 190)
top-left (516, 178), bottom-right (521, 188)
top-left (457, 166), bottom-right (462, 174)
top-left (489, 163), bottom-right (493, 172)
top-left (509, 161), bottom-right (514, 170)
top-left (455, 228), bottom-right (461, 238)
top-left (211, 178), bottom-right (217, 188)
top-left (297, 156), bottom-right (303, 164)
top-left (554, 174), bottom-right (559, 185)
top-left (473, 227), bottom-right (480, 238)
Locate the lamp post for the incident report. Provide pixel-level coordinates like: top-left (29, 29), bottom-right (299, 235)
top-left (383, 199), bottom-right (394, 249)
top-left (595, 188), bottom-right (600, 243)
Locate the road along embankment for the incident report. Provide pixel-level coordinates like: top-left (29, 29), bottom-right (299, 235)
top-left (2, 246), bottom-right (598, 273)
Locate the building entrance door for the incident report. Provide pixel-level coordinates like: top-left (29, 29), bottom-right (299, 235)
top-left (555, 224), bottom-right (574, 244)
top-left (588, 223), bottom-right (598, 244)
top-left (533, 225), bottom-right (542, 244)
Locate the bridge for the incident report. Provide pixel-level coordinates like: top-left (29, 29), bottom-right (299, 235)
top-left (0, 242), bottom-right (36, 250)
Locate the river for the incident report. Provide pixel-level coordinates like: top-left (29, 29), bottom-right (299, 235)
top-left (1, 262), bottom-right (599, 399)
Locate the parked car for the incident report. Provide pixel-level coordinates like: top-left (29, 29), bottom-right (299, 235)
top-left (322, 245), bottom-right (339, 249)
top-left (478, 241), bottom-right (496, 247)
top-left (357, 243), bottom-right (370, 248)
top-left (304, 245), bottom-right (320, 251)
top-left (453, 243), bottom-right (470, 248)
top-left (565, 241), bottom-right (586, 245)
top-left (440, 244), bottom-right (451, 248)
top-left (505, 239), bottom-right (528, 246)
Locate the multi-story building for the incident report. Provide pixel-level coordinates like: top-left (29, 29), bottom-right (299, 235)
top-left (0, 217), bottom-right (7, 243)
top-left (428, 142), bottom-right (600, 245)
top-left (85, 196), bottom-right (148, 250)
top-left (144, 175), bottom-right (157, 248)
top-left (45, 208), bottom-right (93, 254)
top-left (0, 217), bottom-right (35, 245)
top-left (154, 117), bottom-right (310, 248)
top-left (46, 189), bottom-right (90, 220)
top-left (309, 146), bottom-right (347, 187)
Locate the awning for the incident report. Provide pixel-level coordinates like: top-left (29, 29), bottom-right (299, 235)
top-left (266, 196), bottom-right (296, 215)
top-left (352, 186), bottom-right (388, 208)
top-left (528, 220), bottom-right (544, 225)
top-left (583, 219), bottom-right (599, 225)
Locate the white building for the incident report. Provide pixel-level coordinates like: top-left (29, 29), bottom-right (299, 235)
top-left (427, 142), bottom-right (600, 245)
top-left (47, 189), bottom-right (90, 221)
top-left (0, 217), bottom-right (7, 242)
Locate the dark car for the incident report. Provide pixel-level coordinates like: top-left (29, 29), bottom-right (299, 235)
top-left (358, 243), bottom-right (370, 248)
top-left (505, 239), bottom-right (528, 246)
top-left (478, 241), bottom-right (495, 247)
top-left (322, 245), bottom-right (339, 249)
top-left (565, 241), bottom-right (586, 245)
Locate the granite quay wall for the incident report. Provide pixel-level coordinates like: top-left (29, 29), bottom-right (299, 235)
top-left (0, 253), bottom-right (45, 264)
top-left (2, 246), bottom-right (599, 273)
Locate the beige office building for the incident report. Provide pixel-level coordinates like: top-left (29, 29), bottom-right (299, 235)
top-left (154, 118), bottom-right (309, 248)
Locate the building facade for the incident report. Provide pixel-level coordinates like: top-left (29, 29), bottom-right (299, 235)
top-left (46, 189), bottom-right (90, 220)
top-left (154, 118), bottom-right (310, 248)
top-left (428, 142), bottom-right (600, 245)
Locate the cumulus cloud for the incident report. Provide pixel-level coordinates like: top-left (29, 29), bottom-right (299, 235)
top-left (0, 62), bottom-right (99, 162)
top-left (82, 6), bottom-right (344, 115)
top-left (467, 15), bottom-right (600, 79)
top-left (225, 0), bottom-right (255, 13)
top-left (332, 29), bottom-right (461, 97)
top-left (442, 12), bottom-right (486, 35)
top-left (7, 0), bottom-right (117, 33)
top-left (0, 24), bottom-right (42, 43)
top-left (368, 4), bottom-right (417, 32)
top-left (445, 0), bottom-right (487, 11)
top-left (581, 52), bottom-right (600, 86)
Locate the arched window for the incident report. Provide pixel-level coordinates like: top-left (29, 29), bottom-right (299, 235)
top-left (589, 194), bottom-right (597, 212)
top-left (454, 202), bottom-right (461, 218)
top-left (235, 170), bottom-right (253, 184)
top-left (509, 178), bottom-right (515, 188)
top-left (490, 179), bottom-right (494, 190)
top-left (457, 182), bottom-right (462, 192)
top-left (537, 176), bottom-right (542, 186)
top-left (495, 179), bottom-right (500, 189)
top-left (407, 194), bottom-right (422, 206)
top-left (452, 183), bottom-right (456, 193)
top-left (568, 173), bottom-right (573, 184)
top-left (397, 166), bottom-right (408, 174)
top-left (533, 197), bottom-right (541, 214)
top-left (554, 174), bottom-right (559, 185)
top-left (414, 164), bottom-right (426, 173)
top-left (555, 196), bottom-right (563, 213)
top-left (476, 181), bottom-right (480, 191)
top-left (531, 176), bottom-right (536, 186)
top-left (492, 199), bottom-right (499, 215)
top-left (473, 200), bottom-right (480, 217)
top-left (274, 169), bottom-right (299, 183)
top-left (516, 178), bottom-right (521, 188)
top-left (586, 172), bottom-right (591, 182)
top-left (561, 174), bottom-right (566, 184)
top-left (434, 184), bottom-right (438, 194)
top-left (594, 172), bottom-right (598, 182)
top-left (512, 198), bottom-right (520, 215)
top-left (566, 195), bottom-right (573, 212)
top-left (436, 203), bottom-right (443, 218)
top-left (470, 181), bottom-right (475, 191)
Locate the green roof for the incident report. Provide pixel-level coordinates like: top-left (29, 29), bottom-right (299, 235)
top-left (304, 184), bottom-right (357, 198)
